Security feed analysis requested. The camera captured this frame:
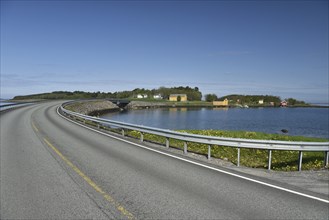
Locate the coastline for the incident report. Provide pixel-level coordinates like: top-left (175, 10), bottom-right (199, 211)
top-left (62, 99), bottom-right (328, 172)
top-left (8, 98), bottom-right (327, 117)
top-left (126, 101), bottom-right (329, 109)
top-left (63, 99), bottom-right (329, 116)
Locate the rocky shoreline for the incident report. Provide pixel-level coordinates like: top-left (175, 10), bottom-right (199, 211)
top-left (64, 100), bottom-right (329, 116)
top-left (125, 101), bottom-right (172, 109)
top-left (65, 100), bottom-right (174, 115)
top-left (65, 100), bottom-right (120, 116)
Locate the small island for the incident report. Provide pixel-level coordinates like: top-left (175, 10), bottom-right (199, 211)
top-left (12, 86), bottom-right (314, 110)
top-left (207, 94), bottom-right (310, 108)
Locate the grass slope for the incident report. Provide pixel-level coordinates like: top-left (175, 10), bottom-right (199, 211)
top-left (126, 130), bottom-right (328, 171)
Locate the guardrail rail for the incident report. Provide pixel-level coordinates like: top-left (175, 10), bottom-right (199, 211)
top-left (59, 101), bottom-right (329, 171)
top-left (0, 102), bottom-right (34, 112)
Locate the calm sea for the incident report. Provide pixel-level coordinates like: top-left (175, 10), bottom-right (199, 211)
top-left (102, 107), bottom-right (329, 139)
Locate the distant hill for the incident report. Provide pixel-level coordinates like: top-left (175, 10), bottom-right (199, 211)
top-left (219, 94), bottom-right (281, 104)
top-left (217, 94), bottom-right (308, 106)
top-left (12, 86), bottom-right (203, 101)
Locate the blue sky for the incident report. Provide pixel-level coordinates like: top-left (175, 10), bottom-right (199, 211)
top-left (1, 0), bottom-right (328, 102)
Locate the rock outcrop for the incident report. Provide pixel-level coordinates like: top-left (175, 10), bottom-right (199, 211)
top-left (65, 100), bottom-right (120, 116)
top-left (125, 101), bottom-right (170, 109)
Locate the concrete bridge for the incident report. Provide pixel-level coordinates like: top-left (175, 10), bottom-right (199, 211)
top-left (107, 99), bottom-right (130, 108)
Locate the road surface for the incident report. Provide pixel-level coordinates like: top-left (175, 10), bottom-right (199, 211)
top-left (1, 101), bottom-right (328, 219)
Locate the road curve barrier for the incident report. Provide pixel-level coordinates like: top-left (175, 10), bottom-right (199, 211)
top-left (59, 101), bottom-right (329, 171)
top-left (0, 102), bottom-right (34, 112)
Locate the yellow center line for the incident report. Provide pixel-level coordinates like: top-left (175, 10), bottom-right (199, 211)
top-left (32, 121), bottom-right (39, 132)
top-left (43, 138), bottom-right (135, 220)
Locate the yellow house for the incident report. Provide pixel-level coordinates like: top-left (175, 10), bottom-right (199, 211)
top-left (169, 94), bottom-right (187, 102)
top-left (213, 99), bottom-right (228, 106)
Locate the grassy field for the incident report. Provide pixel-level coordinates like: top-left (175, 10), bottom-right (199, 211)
top-left (125, 129), bottom-right (328, 171)
top-left (128, 99), bottom-right (214, 107)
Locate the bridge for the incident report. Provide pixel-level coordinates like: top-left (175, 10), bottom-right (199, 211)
top-left (1, 101), bottom-right (328, 219)
top-left (107, 99), bottom-right (130, 108)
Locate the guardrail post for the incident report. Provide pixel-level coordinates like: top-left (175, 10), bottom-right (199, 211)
top-left (268, 150), bottom-right (272, 171)
top-left (184, 142), bottom-right (187, 154)
top-left (324, 151), bottom-right (329, 167)
top-left (140, 132), bottom-right (144, 142)
top-left (166, 138), bottom-right (169, 149)
top-left (122, 129), bottom-right (125, 136)
top-left (298, 151), bottom-right (303, 171)
top-left (208, 145), bottom-right (211, 160)
top-left (237, 148), bottom-right (240, 167)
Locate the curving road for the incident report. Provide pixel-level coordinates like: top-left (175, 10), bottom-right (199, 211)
top-left (1, 101), bottom-right (328, 219)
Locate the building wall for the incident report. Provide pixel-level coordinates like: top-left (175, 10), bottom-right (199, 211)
top-left (213, 99), bottom-right (228, 106)
top-left (169, 94), bottom-right (187, 102)
top-left (153, 94), bottom-right (162, 99)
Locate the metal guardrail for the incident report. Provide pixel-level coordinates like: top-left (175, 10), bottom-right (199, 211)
top-left (60, 102), bottom-right (329, 171)
top-left (0, 102), bottom-right (34, 112)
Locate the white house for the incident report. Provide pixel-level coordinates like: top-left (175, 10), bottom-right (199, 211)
top-left (137, 94), bottom-right (148, 99)
top-left (153, 94), bottom-right (162, 99)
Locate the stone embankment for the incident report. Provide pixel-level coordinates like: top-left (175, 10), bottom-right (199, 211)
top-left (125, 101), bottom-right (170, 109)
top-left (65, 100), bottom-right (119, 116)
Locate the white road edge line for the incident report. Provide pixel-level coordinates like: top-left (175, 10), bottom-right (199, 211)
top-left (57, 107), bottom-right (329, 204)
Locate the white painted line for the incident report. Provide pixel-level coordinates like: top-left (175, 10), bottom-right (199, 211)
top-left (57, 107), bottom-right (329, 204)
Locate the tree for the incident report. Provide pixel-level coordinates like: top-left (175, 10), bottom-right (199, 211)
top-left (177, 96), bottom-right (181, 102)
top-left (287, 98), bottom-right (306, 105)
top-left (205, 94), bottom-right (218, 102)
top-left (13, 86), bottom-right (204, 101)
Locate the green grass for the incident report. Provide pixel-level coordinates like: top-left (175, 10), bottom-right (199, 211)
top-left (172, 101), bottom-right (213, 106)
top-left (127, 99), bottom-right (213, 107)
top-left (126, 129), bottom-right (328, 171)
top-left (64, 101), bottom-right (84, 112)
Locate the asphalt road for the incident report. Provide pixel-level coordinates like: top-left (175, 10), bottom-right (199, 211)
top-left (1, 101), bottom-right (328, 219)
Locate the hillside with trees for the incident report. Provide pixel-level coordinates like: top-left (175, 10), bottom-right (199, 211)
top-left (211, 94), bottom-right (308, 106)
top-left (13, 86), bottom-right (202, 101)
top-left (218, 94), bottom-right (281, 105)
